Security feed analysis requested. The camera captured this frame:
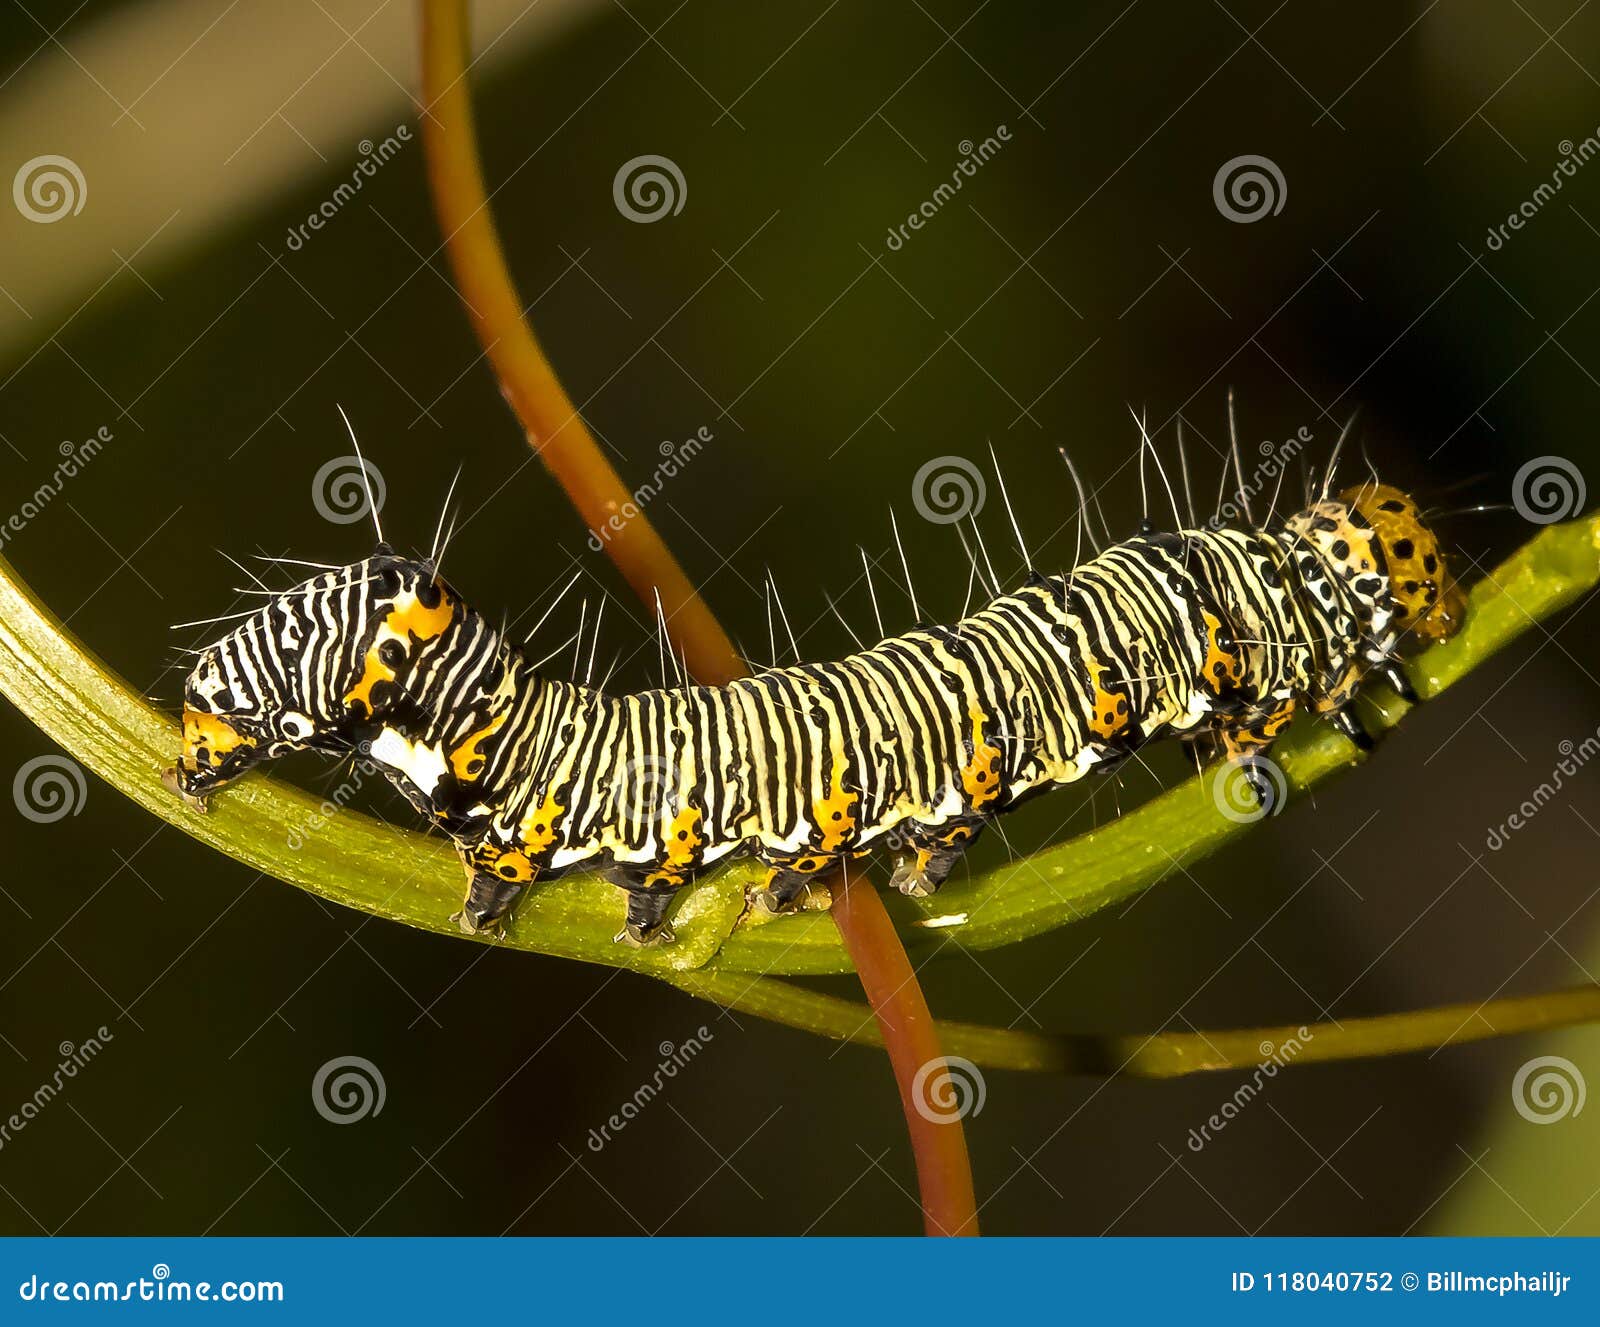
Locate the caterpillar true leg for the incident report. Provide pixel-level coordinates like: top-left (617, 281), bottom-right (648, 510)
top-left (1377, 659), bottom-right (1419, 703)
top-left (1236, 755), bottom-right (1279, 809)
top-left (1330, 708), bottom-right (1375, 751)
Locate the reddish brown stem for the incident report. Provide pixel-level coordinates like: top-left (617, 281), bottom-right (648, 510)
top-left (830, 866), bottom-right (980, 1235)
top-left (416, 0), bottom-right (978, 1236)
top-left (418, 0), bottom-right (743, 685)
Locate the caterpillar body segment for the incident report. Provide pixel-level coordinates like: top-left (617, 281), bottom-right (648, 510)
top-left (169, 482), bottom-right (1463, 944)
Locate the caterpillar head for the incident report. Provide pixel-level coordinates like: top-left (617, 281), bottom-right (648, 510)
top-left (165, 551), bottom-right (455, 807)
top-left (1338, 483), bottom-right (1466, 644)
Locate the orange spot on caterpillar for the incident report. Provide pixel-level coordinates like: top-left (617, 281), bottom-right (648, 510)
top-left (518, 790), bottom-right (567, 856)
top-left (961, 704), bottom-right (1004, 810)
top-left (662, 804), bottom-right (705, 871)
top-left (1085, 656), bottom-right (1131, 742)
top-left (471, 841), bottom-right (537, 884)
top-left (449, 711), bottom-right (506, 781)
top-left (345, 582), bottom-right (457, 713)
top-left (813, 769), bottom-right (859, 853)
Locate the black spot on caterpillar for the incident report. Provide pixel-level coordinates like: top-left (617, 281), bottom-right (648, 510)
top-left (166, 452), bottom-right (1466, 947)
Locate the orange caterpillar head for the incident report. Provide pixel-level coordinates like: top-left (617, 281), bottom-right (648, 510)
top-left (1338, 483), bottom-right (1466, 645)
top-left (165, 708), bottom-right (260, 807)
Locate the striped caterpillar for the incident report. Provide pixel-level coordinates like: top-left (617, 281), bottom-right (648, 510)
top-left (166, 451), bottom-right (1465, 945)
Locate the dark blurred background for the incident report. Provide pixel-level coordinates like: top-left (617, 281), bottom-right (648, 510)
top-left (2, 0), bottom-right (1599, 1235)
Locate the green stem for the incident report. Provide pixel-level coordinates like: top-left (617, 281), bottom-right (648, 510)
top-left (3, 516), bottom-right (1597, 979)
top-left (671, 971), bottom-right (1600, 1075)
top-left (6, 518), bottom-right (1600, 1070)
top-left (0, 545), bottom-right (745, 978)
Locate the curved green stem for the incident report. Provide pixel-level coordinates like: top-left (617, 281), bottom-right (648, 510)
top-left (6, 519), bottom-right (1600, 1071)
top-left (4, 516), bottom-right (1598, 978)
top-left (671, 971), bottom-right (1600, 1075)
top-left (0, 545), bottom-right (745, 977)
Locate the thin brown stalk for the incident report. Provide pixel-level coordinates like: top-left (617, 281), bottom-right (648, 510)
top-left (418, 0), bottom-right (742, 685)
top-left (416, 0), bottom-right (977, 1237)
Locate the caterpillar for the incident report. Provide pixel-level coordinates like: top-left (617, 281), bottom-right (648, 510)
top-left (164, 452), bottom-right (1465, 946)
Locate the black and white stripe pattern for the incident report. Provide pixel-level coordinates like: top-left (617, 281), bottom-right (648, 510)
top-left (174, 484), bottom-right (1453, 941)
